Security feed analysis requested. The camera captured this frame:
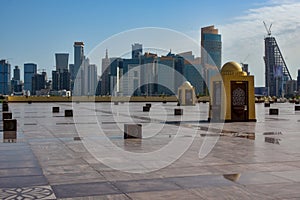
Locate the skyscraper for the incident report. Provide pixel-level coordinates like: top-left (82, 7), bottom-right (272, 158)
top-left (73, 42), bottom-right (84, 81)
top-left (201, 25), bottom-right (222, 96)
top-left (132, 43), bottom-right (142, 59)
top-left (52, 70), bottom-right (60, 91)
top-left (55, 53), bottom-right (69, 73)
top-left (101, 49), bottom-right (111, 95)
top-left (264, 28), bottom-right (292, 97)
top-left (201, 25), bottom-right (222, 68)
top-left (24, 63), bottom-right (37, 93)
top-left (297, 69), bottom-right (300, 93)
top-left (0, 59), bottom-right (11, 95)
top-left (13, 66), bottom-right (20, 81)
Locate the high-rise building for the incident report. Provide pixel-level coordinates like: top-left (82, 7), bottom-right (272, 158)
top-left (73, 42), bottom-right (84, 81)
top-left (132, 43), bottom-right (142, 59)
top-left (13, 66), bottom-right (20, 81)
top-left (264, 26), bottom-right (292, 97)
top-left (60, 69), bottom-right (71, 91)
top-left (101, 49), bottom-right (111, 95)
top-left (85, 64), bottom-right (97, 95)
top-left (201, 25), bottom-right (222, 96)
top-left (24, 63), bottom-right (37, 93)
top-left (201, 25), bottom-right (222, 68)
top-left (32, 72), bottom-right (46, 95)
top-left (0, 59), bottom-right (11, 95)
top-left (52, 70), bottom-right (60, 91)
top-left (285, 80), bottom-right (297, 97)
top-left (297, 69), bottom-right (300, 92)
top-left (55, 53), bottom-right (69, 73)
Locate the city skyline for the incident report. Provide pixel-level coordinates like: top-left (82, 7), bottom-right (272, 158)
top-left (1, 0), bottom-right (300, 86)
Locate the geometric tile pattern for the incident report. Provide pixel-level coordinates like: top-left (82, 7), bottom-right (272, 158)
top-left (0, 185), bottom-right (56, 200)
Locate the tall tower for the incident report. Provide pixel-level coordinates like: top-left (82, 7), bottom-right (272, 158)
top-left (201, 25), bottom-right (222, 68)
top-left (24, 63), bottom-right (37, 93)
top-left (101, 49), bottom-right (111, 95)
top-left (73, 42), bottom-right (84, 81)
top-left (201, 25), bottom-right (222, 96)
top-left (297, 69), bottom-right (300, 93)
top-left (13, 66), bottom-right (20, 81)
top-left (263, 22), bottom-right (292, 97)
top-left (0, 60), bottom-right (11, 95)
top-left (132, 43), bottom-right (143, 59)
top-left (55, 53), bottom-right (69, 73)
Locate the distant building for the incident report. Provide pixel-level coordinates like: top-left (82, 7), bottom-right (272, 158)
top-left (100, 44), bottom-right (206, 96)
top-left (285, 80), bottom-right (297, 97)
top-left (201, 25), bottom-right (222, 68)
top-left (13, 66), bottom-right (20, 81)
top-left (132, 43), bottom-right (142, 59)
top-left (264, 29), bottom-right (292, 97)
top-left (297, 69), bottom-right (300, 93)
top-left (73, 42), bottom-right (84, 81)
top-left (0, 59), bottom-right (11, 95)
top-left (60, 69), bottom-right (71, 91)
top-left (55, 53), bottom-right (69, 73)
top-left (101, 50), bottom-right (111, 95)
top-left (52, 70), bottom-right (60, 91)
top-left (24, 63), bottom-right (37, 93)
top-left (32, 72), bottom-right (46, 95)
top-left (201, 25), bottom-right (222, 95)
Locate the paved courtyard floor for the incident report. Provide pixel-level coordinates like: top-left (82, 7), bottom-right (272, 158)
top-left (0, 102), bottom-right (300, 199)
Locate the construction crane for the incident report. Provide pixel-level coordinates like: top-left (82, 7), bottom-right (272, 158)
top-left (263, 21), bottom-right (272, 36)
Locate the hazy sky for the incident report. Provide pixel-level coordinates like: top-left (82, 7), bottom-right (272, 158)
top-left (1, 0), bottom-right (300, 86)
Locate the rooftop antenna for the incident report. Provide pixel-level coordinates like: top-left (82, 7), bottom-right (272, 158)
top-left (263, 21), bottom-right (272, 36)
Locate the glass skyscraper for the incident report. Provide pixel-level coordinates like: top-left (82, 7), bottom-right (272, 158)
top-left (201, 25), bottom-right (222, 68)
top-left (24, 63), bottom-right (37, 93)
top-left (0, 59), bottom-right (11, 95)
top-left (73, 42), bottom-right (84, 81)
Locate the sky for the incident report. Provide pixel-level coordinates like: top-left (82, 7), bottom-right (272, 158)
top-left (1, 0), bottom-right (300, 86)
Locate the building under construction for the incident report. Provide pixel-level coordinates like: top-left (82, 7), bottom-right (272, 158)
top-left (264, 22), bottom-right (292, 97)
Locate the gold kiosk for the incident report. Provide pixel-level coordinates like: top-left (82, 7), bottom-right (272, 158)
top-left (209, 62), bottom-right (256, 122)
top-left (178, 81), bottom-right (196, 106)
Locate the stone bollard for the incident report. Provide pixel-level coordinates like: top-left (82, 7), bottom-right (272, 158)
top-left (143, 106), bottom-right (150, 112)
top-left (2, 112), bottom-right (12, 121)
top-left (2, 102), bottom-right (9, 112)
top-left (124, 124), bottom-right (142, 139)
top-left (264, 102), bottom-right (270, 107)
top-left (65, 110), bottom-right (73, 117)
top-left (295, 106), bottom-right (300, 111)
top-left (145, 103), bottom-right (151, 108)
top-left (52, 107), bottom-right (60, 113)
top-left (3, 119), bottom-right (17, 142)
top-left (162, 100), bottom-right (167, 104)
top-left (28, 100), bottom-right (32, 104)
top-left (114, 101), bottom-right (119, 105)
top-left (174, 108), bottom-right (183, 115)
top-left (269, 108), bottom-right (279, 115)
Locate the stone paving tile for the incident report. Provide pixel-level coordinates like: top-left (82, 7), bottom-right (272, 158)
top-left (270, 170), bottom-right (300, 182)
top-left (113, 178), bottom-right (181, 193)
top-left (245, 182), bottom-right (300, 199)
top-left (233, 172), bottom-right (292, 185)
top-left (59, 194), bottom-right (131, 200)
top-left (0, 167), bottom-right (43, 178)
top-left (127, 189), bottom-right (205, 200)
top-left (0, 175), bottom-right (48, 188)
top-left (188, 185), bottom-right (273, 200)
top-left (166, 174), bottom-right (235, 189)
top-left (52, 182), bottom-right (121, 199)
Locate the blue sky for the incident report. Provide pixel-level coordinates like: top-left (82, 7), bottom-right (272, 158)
top-left (1, 0), bottom-right (300, 86)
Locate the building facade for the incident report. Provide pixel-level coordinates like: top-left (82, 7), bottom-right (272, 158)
top-left (73, 42), bottom-right (84, 81)
top-left (24, 63), bottom-right (37, 94)
top-left (55, 53), bottom-right (69, 72)
top-left (0, 60), bottom-right (11, 95)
